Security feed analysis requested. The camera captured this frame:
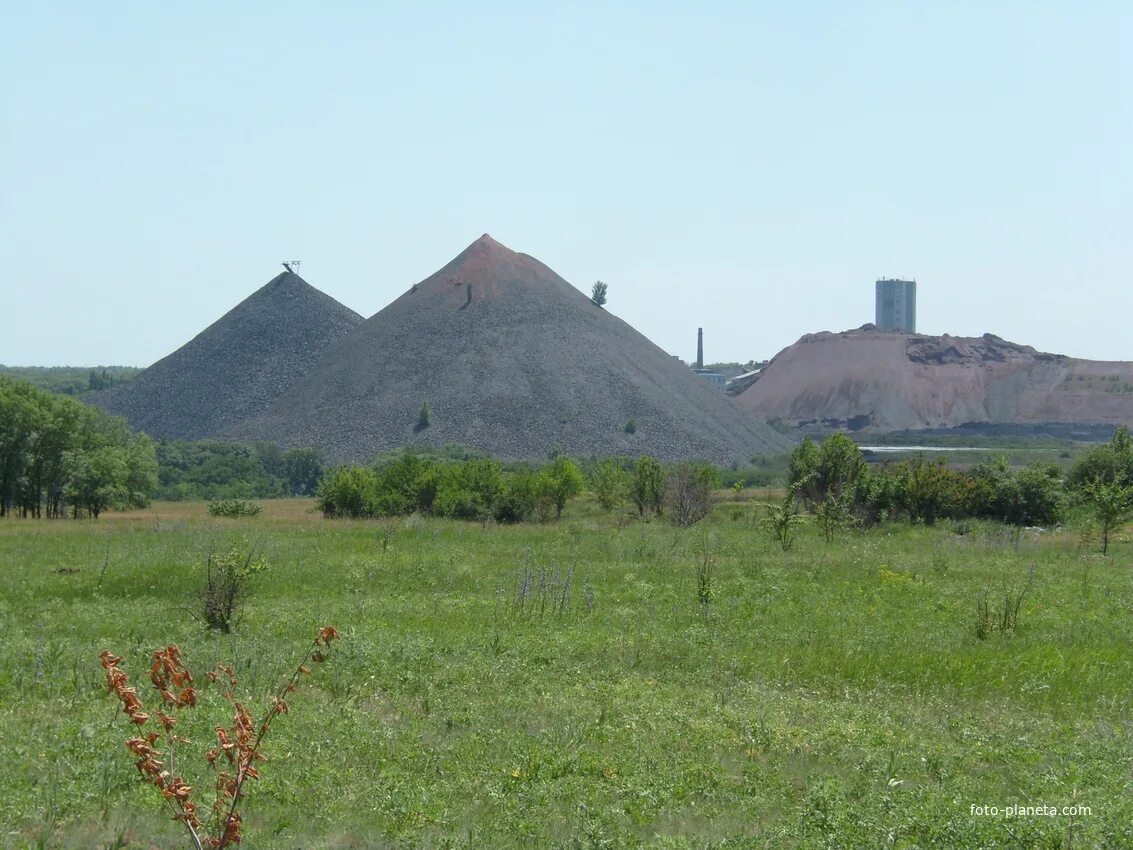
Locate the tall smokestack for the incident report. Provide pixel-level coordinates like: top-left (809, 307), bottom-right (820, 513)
top-left (696, 328), bottom-right (704, 369)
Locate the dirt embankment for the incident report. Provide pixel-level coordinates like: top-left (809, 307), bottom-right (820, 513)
top-left (736, 325), bottom-right (1133, 436)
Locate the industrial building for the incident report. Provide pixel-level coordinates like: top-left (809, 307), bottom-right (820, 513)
top-left (691, 327), bottom-right (725, 390)
top-left (875, 278), bottom-right (916, 333)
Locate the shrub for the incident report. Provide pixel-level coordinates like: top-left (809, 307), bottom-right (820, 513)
top-left (761, 488), bottom-right (805, 551)
top-left (975, 568), bottom-right (1035, 639)
top-left (624, 419), bottom-right (637, 435)
top-left (433, 460), bottom-right (503, 520)
top-left (696, 536), bottom-right (715, 605)
top-left (373, 454), bottom-right (441, 515)
top-left (416, 401), bottom-right (431, 432)
top-left (494, 471), bottom-right (538, 523)
top-left (316, 466), bottom-right (379, 518)
top-left (814, 491), bottom-right (857, 542)
top-left (1084, 480), bottom-right (1133, 555)
top-left (207, 499), bottom-right (263, 518)
top-left (589, 459), bottom-right (631, 510)
top-left (993, 463), bottom-right (1066, 527)
top-left (887, 458), bottom-right (964, 525)
top-left (632, 455), bottom-right (665, 517)
top-left (99, 626), bottom-right (339, 849)
top-left (202, 544), bottom-right (267, 633)
top-left (1068, 427), bottom-right (1133, 490)
top-left (666, 463), bottom-right (721, 527)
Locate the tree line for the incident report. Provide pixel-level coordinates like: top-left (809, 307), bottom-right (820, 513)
top-left (316, 451), bottom-right (722, 526)
top-left (784, 428), bottom-right (1133, 544)
top-left (156, 441), bottom-right (323, 501)
top-left (0, 377), bottom-right (157, 518)
top-left (0, 365), bottom-right (140, 397)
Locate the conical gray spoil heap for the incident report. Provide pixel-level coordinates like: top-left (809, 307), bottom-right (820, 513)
top-left (237, 235), bottom-right (791, 463)
top-left (93, 271), bottom-right (363, 439)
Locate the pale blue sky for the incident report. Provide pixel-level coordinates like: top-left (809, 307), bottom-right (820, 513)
top-left (2, 2), bottom-right (1129, 366)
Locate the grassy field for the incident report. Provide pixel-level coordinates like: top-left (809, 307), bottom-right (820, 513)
top-left (1, 497), bottom-right (1131, 848)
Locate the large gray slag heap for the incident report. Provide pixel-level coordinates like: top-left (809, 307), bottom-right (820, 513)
top-left (235, 235), bottom-right (792, 463)
top-left (92, 271), bottom-right (363, 439)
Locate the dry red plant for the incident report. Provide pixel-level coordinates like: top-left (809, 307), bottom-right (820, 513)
top-left (100, 625), bottom-right (340, 848)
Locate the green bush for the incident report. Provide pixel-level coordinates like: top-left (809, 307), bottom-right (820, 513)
top-left (207, 499), bottom-right (263, 518)
top-left (433, 461), bottom-right (504, 520)
top-left (590, 459), bottom-right (631, 510)
top-left (788, 433), bottom-right (874, 523)
top-left (992, 463), bottom-right (1066, 527)
top-left (494, 471), bottom-right (538, 523)
top-left (316, 466), bottom-right (379, 518)
top-left (632, 455), bottom-right (665, 516)
top-left (1067, 426), bottom-right (1133, 490)
top-left (318, 455), bottom-right (590, 523)
top-left (201, 543), bottom-right (267, 633)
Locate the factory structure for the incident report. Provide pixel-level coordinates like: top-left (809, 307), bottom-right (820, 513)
top-left (875, 278), bottom-right (917, 333)
top-left (691, 327), bottom-right (726, 390)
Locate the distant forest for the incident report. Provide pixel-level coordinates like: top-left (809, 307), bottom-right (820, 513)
top-left (0, 365), bottom-right (140, 397)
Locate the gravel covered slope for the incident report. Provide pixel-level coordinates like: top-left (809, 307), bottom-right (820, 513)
top-left (233, 235), bottom-right (791, 463)
top-left (92, 271), bottom-right (363, 439)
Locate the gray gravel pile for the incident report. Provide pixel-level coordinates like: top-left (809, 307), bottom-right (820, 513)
top-left (92, 271), bottom-right (363, 439)
top-left (233, 235), bottom-right (792, 464)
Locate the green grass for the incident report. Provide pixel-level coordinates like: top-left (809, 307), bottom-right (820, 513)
top-left (1, 499), bottom-right (1131, 848)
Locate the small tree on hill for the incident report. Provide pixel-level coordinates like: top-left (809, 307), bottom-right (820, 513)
top-left (591, 281), bottom-right (608, 307)
top-left (416, 402), bottom-right (431, 432)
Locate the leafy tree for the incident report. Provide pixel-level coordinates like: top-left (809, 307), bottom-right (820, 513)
top-left (0, 377), bottom-right (156, 518)
top-left (590, 459), bottom-right (631, 510)
top-left (591, 281), bottom-right (608, 307)
top-left (372, 454), bottom-right (441, 515)
top-left (789, 433), bottom-right (868, 511)
top-left (539, 457), bottom-right (585, 519)
top-left (814, 490), bottom-right (857, 542)
top-left (787, 437), bottom-right (820, 506)
top-left (64, 446), bottom-right (129, 519)
top-left (416, 402), bottom-right (431, 432)
top-left (254, 442), bottom-right (286, 481)
top-left (1085, 480), bottom-right (1133, 555)
top-left (890, 458), bottom-right (960, 525)
top-left (493, 471), bottom-right (538, 523)
top-left (283, 447), bottom-right (323, 496)
top-left (154, 440), bottom-right (292, 500)
top-left (814, 433), bottom-right (868, 502)
top-left (1068, 426), bottom-right (1133, 490)
top-left (632, 455), bottom-right (665, 516)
